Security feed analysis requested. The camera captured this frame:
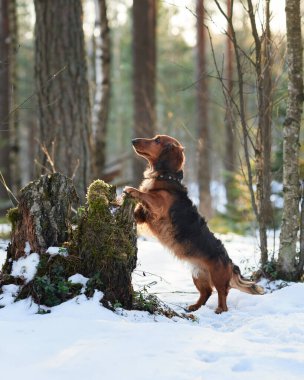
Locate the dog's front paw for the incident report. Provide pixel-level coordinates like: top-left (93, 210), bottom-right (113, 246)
top-left (123, 186), bottom-right (138, 198)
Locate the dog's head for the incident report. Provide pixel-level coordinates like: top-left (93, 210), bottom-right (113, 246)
top-left (132, 135), bottom-right (185, 173)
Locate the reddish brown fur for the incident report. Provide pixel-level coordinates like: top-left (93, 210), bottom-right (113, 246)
top-left (125, 135), bottom-right (262, 313)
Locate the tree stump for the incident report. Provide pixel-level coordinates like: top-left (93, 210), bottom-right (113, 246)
top-left (1, 174), bottom-right (137, 310)
top-left (73, 180), bottom-right (137, 309)
top-left (7, 173), bottom-right (78, 260)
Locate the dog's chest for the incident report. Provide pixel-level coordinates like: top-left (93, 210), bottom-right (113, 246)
top-left (146, 216), bottom-right (176, 249)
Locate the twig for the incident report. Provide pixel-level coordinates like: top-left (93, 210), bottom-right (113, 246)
top-left (0, 171), bottom-right (19, 205)
top-left (7, 66), bottom-right (67, 120)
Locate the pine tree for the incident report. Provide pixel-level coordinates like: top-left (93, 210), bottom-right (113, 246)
top-left (132, 0), bottom-right (157, 186)
top-left (34, 0), bottom-right (91, 199)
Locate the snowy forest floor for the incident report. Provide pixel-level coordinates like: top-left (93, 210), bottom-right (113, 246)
top-left (1, 230), bottom-right (304, 380)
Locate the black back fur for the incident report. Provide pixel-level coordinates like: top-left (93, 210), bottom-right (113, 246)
top-left (169, 189), bottom-right (231, 265)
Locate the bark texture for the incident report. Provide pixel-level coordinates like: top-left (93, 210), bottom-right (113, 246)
top-left (0, 0), bottom-right (11, 207)
top-left (8, 0), bottom-right (19, 194)
top-left (278, 0), bottom-right (303, 280)
top-left (7, 173), bottom-right (78, 261)
top-left (132, 0), bottom-right (156, 186)
top-left (260, 0), bottom-right (272, 225)
top-left (34, 0), bottom-right (91, 199)
top-left (91, 0), bottom-right (111, 179)
top-left (247, 0), bottom-right (273, 266)
top-left (224, 0), bottom-right (236, 208)
top-left (196, 0), bottom-right (212, 219)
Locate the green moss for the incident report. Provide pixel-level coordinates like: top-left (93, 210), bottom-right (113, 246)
top-left (6, 207), bottom-right (21, 229)
top-left (86, 179), bottom-right (117, 212)
top-left (36, 253), bottom-right (82, 279)
top-left (78, 180), bottom-right (136, 274)
top-left (72, 180), bottom-right (137, 309)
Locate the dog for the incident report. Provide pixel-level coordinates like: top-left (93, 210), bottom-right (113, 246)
top-left (124, 135), bottom-right (263, 313)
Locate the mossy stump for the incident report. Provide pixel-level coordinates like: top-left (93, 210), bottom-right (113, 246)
top-left (7, 173), bottom-right (78, 260)
top-left (1, 176), bottom-right (137, 310)
top-left (74, 180), bottom-right (137, 309)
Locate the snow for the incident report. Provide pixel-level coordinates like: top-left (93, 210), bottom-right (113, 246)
top-left (1, 234), bottom-right (304, 379)
top-left (68, 273), bottom-right (89, 291)
top-left (46, 246), bottom-right (68, 257)
top-left (24, 241), bottom-right (31, 255)
top-left (0, 284), bottom-right (20, 306)
top-left (11, 252), bottom-right (40, 283)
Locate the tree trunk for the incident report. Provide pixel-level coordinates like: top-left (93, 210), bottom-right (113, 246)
top-left (257, 0), bottom-right (273, 266)
top-left (0, 0), bottom-right (12, 210)
top-left (132, 0), bottom-right (157, 186)
top-left (7, 173), bottom-right (78, 261)
top-left (247, 0), bottom-right (273, 266)
top-left (260, 0), bottom-right (272, 226)
top-left (91, 0), bottom-right (111, 179)
top-left (278, 0), bottom-right (303, 280)
top-left (196, 0), bottom-right (212, 219)
top-left (34, 0), bottom-right (91, 199)
top-left (8, 0), bottom-right (19, 195)
top-left (224, 0), bottom-right (237, 208)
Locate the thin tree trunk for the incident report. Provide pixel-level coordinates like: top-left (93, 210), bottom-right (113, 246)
top-left (92, 0), bottom-right (111, 179)
top-left (224, 0), bottom-right (236, 208)
top-left (247, 0), bottom-right (272, 266)
top-left (34, 0), bottom-right (91, 199)
top-left (196, 0), bottom-right (212, 219)
top-left (278, 0), bottom-right (303, 280)
top-left (261, 0), bottom-right (272, 226)
top-left (8, 0), bottom-right (19, 194)
top-left (213, 0), bottom-right (272, 266)
top-left (213, 0), bottom-right (258, 226)
top-left (132, 0), bottom-right (157, 186)
top-left (0, 0), bottom-right (11, 209)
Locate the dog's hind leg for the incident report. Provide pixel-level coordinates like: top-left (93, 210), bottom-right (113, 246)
top-left (214, 285), bottom-right (229, 314)
top-left (188, 268), bottom-right (213, 312)
top-left (210, 263), bottom-right (232, 314)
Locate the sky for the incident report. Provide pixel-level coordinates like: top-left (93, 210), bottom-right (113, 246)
top-left (161, 0), bottom-right (288, 46)
top-left (23, 0), bottom-right (293, 45)
top-left (82, 0), bottom-right (289, 48)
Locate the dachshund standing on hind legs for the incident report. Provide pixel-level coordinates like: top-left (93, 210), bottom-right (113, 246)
top-left (124, 135), bottom-right (264, 313)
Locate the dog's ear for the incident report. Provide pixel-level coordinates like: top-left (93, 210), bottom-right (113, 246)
top-left (155, 143), bottom-right (185, 172)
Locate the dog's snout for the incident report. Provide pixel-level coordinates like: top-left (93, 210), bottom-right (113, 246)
top-left (132, 139), bottom-right (139, 146)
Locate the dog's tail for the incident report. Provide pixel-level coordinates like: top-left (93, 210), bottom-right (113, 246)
top-left (230, 264), bottom-right (264, 295)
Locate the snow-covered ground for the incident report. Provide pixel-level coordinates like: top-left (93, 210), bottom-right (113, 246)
top-left (1, 234), bottom-right (304, 380)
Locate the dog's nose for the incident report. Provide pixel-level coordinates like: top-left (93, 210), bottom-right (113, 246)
top-left (132, 139), bottom-right (139, 145)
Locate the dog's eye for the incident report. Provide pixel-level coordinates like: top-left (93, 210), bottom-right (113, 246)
top-left (155, 137), bottom-right (161, 144)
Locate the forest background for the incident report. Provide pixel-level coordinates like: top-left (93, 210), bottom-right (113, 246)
top-left (0, 0), bottom-right (303, 281)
